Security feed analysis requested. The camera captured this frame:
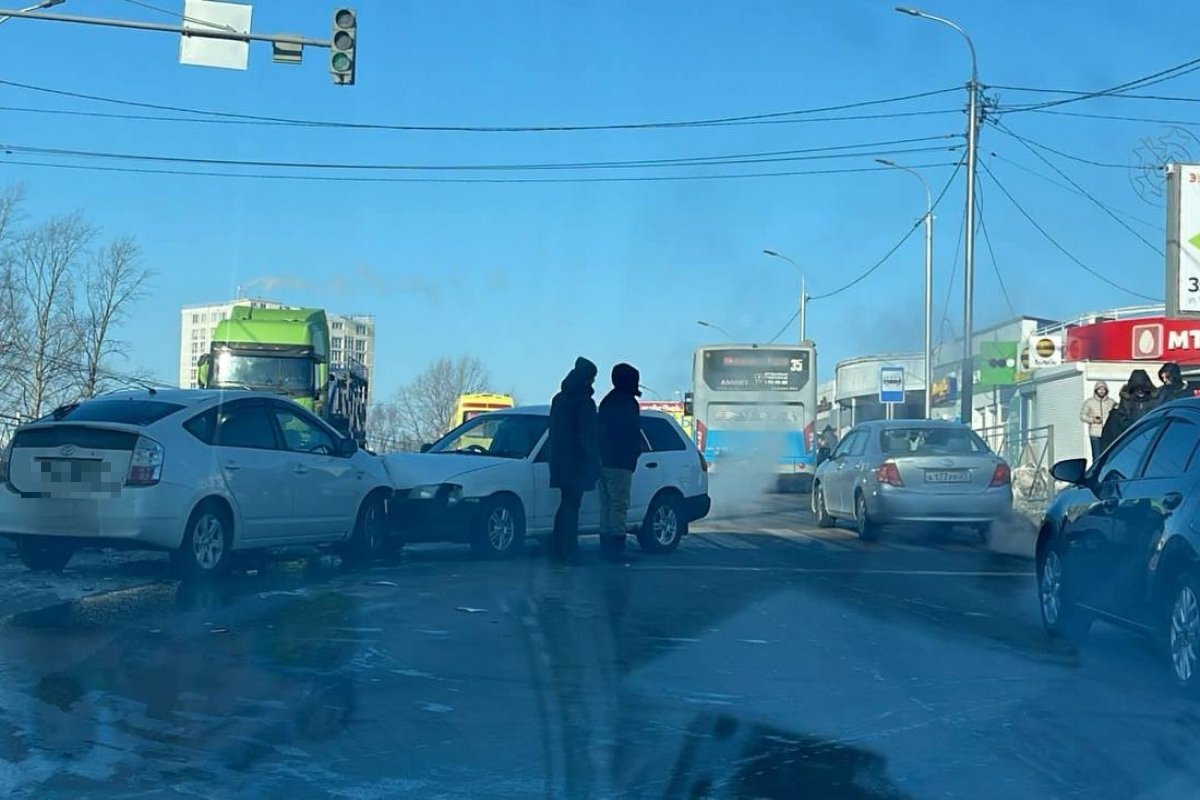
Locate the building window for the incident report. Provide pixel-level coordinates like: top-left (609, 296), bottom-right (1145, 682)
top-left (192, 313), bottom-right (200, 324)
top-left (355, 339), bottom-right (366, 352)
top-left (355, 324), bottom-right (366, 336)
top-left (332, 321), bottom-right (343, 330)
top-left (332, 337), bottom-right (342, 348)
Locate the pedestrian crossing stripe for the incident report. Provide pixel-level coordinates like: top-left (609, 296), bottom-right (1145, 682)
top-left (689, 526), bottom-right (989, 554)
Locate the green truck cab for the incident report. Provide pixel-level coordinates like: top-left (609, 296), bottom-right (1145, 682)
top-left (196, 306), bottom-right (368, 444)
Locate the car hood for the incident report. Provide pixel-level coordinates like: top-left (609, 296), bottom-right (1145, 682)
top-left (382, 453), bottom-right (515, 488)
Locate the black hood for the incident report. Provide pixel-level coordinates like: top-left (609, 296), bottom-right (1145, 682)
top-left (1161, 362), bottom-right (1183, 386)
top-left (611, 362), bottom-right (641, 396)
top-left (561, 357), bottom-right (598, 394)
top-left (1124, 369), bottom-right (1155, 398)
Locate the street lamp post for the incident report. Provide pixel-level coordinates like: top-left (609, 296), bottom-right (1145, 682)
top-left (896, 6), bottom-right (979, 426)
top-left (696, 320), bottom-right (734, 340)
top-left (0, 0), bottom-right (63, 25)
top-left (762, 249), bottom-right (807, 343)
top-left (877, 158), bottom-right (934, 419)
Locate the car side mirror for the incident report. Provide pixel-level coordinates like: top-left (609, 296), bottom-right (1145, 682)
top-left (419, 443), bottom-right (433, 453)
top-left (336, 437), bottom-right (358, 457)
top-left (1050, 457), bottom-right (1088, 486)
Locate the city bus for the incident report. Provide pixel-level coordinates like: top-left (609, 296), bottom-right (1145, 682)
top-left (450, 393), bottom-right (515, 431)
top-left (689, 344), bottom-right (818, 491)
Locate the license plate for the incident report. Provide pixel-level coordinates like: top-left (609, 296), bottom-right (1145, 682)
top-left (38, 458), bottom-right (103, 485)
top-left (925, 469), bottom-right (970, 483)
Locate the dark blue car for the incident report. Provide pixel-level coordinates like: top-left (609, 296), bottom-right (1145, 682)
top-left (1037, 398), bottom-right (1200, 694)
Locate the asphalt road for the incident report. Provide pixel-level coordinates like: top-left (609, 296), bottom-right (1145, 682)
top-left (1, 495), bottom-right (1198, 799)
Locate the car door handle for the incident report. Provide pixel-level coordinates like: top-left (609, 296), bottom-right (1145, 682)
top-left (223, 460), bottom-right (241, 471)
top-left (646, 462), bottom-right (659, 469)
top-left (293, 464), bottom-right (309, 476)
top-left (1163, 492), bottom-right (1184, 511)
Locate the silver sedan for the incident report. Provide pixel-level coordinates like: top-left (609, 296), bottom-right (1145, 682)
top-left (811, 420), bottom-right (1013, 541)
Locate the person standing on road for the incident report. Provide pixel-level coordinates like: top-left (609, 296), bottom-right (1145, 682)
top-left (548, 357), bottom-right (601, 563)
top-left (1079, 381), bottom-right (1115, 463)
top-left (597, 363), bottom-right (642, 563)
top-left (1157, 362), bottom-right (1194, 405)
top-left (1100, 369), bottom-right (1158, 452)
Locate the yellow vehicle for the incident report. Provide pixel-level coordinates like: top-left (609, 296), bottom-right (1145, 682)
top-left (448, 393), bottom-right (515, 450)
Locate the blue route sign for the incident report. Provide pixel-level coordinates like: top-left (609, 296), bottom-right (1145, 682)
top-left (879, 366), bottom-right (905, 404)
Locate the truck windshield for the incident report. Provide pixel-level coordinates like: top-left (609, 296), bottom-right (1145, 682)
top-left (213, 351), bottom-right (315, 395)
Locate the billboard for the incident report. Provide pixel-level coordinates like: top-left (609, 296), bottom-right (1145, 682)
top-left (1166, 163), bottom-right (1200, 317)
top-left (1028, 334), bottom-right (1064, 368)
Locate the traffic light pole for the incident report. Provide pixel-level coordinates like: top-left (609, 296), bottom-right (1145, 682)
top-left (0, 7), bottom-right (333, 49)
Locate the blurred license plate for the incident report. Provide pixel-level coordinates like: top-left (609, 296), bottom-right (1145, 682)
top-left (925, 470), bottom-right (970, 483)
top-left (39, 458), bottom-right (101, 484)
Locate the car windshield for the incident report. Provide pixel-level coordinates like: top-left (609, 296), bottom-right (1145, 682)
top-left (428, 413), bottom-right (547, 459)
top-left (41, 399), bottom-right (184, 426)
top-left (212, 351), bottom-right (315, 395)
top-left (880, 426), bottom-right (990, 456)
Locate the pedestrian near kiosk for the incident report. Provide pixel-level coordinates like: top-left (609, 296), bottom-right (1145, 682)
top-left (1099, 369), bottom-right (1158, 452)
top-left (1079, 381), bottom-right (1115, 463)
top-left (597, 363), bottom-right (642, 562)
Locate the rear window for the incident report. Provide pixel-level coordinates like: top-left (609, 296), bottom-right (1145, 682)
top-left (879, 426), bottom-right (989, 456)
top-left (47, 400), bottom-right (185, 427)
top-left (643, 416), bottom-right (688, 452)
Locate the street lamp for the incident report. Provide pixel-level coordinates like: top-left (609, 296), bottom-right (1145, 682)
top-left (762, 249), bottom-right (807, 343)
top-left (0, 0), bottom-right (64, 25)
top-left (696, 320), bottom-right (734, 340)
top-left (877, 158), bottom-right (934, 419)
top-left (896, 5), bottom-right (979, 427)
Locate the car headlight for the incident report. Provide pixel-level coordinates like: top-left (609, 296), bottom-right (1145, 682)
top-left (411, 483), bottom-right (464, 506)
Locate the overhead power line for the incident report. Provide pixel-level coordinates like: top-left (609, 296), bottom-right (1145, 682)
top-left (978, 157), bottom-right (1159, 301)
top-left (0, 79), bottom-right (961, 133)
top-left (991, 85), bottom-right (1200, 105)
top-left (0, 156), bottom-right (965, 185)
top-left (1029, 109), bottom-right (1200, 125)
top-left (979, 127), bottom-right (1131, 169)
top-left (994, 57), bottom-right (1200, 114)
top-left (0, 137), bottom-right (962, 173)
top-left (974, 185), bottom-right (1017, 318)
top-left (991, 121), bottom-right (1163, 255)
top-left (938, 197), bottom-right (968, 347)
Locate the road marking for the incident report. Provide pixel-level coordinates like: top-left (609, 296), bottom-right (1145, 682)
top-left (763, 527), bottom-right (857, 551)
top-left (692, 533), bottom-right (759, 550)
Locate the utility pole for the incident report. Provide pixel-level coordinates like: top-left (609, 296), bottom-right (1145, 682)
top-left (763, 249), bottom-right (808, 344)
top-left (896, 7), bottom-right (978, 426)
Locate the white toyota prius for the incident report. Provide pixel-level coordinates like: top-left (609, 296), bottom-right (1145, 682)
top-left (384, 406), bottom-right (711, 557)
top-left (0, 389), bottom-right (393, 576)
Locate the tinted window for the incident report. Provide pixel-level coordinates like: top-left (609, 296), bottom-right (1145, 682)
top-left (643, 417), bottom-right (687, 452)
top-left (847, 431), bottom-right (868, 456)
top-left (432, 413), bottom-right (548, 459)
top-left (1097, 422), bottom-right (1161, 483)
top-left (834, 430), bottom-right (861, 458)
top-left (1141, 419), bottom-right (1200, 479)
top-left (48, 400), bottom-right (184, 426)
top-left (212, 403), bottom-right (277, 450)
top-left (272, 406), bottom-right (337, 455)
top-left (183, 409), bottom-right (217, 444)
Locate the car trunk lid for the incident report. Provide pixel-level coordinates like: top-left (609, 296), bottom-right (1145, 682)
top-left (7, 423), bottom-right (140, 498)
top-left (887, 454), bottom-right (1002, 494)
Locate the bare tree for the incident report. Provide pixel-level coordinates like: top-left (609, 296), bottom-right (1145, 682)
top-left (0, 186), bottom-right (27, 410)
top-left (72, 237), bottom-right (153, 398)
top-left (8, 212), bottom-right (96, 418)
top-left (372, 356), bottom-right (493, 448)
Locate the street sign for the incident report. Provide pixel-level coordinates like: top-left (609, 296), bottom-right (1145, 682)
top-left (1028, 334), bottom-right (1063, 368)
top-left (879, 366), bottom-right (905, 404)
top-left (179, 0), bottom-right (252, 71)
top-left (1166, 163), bottom-right (1200, 317)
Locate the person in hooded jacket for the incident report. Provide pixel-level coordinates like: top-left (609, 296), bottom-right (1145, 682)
top-left (1079, 381), bottom-right (1115, 463)
top-left (548, 357), bottom-right (601, 563)
top-left (1157, 362), bottom-right (1194, 405)
top-left (597, 363), bottom-right (642, 562)
top-left (1099, 369), bottom-right (1158, 452)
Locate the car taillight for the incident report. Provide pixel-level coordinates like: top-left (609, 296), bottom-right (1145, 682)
top-left (126, 436), bottom-right (164, 486)
top-left (699, 451), bottom-right (709, 473)
top-left (875, 461), bottom-right (903, 486)
top-left (990, 462), bottom-right (1011, 487)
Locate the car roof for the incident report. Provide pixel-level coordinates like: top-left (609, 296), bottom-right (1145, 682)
top-left (857, 419), bottom-right (971, 430)
top-left (494, 405), bottom-right (675, 421)
top-left (80, 388), bottom-right (292, 407)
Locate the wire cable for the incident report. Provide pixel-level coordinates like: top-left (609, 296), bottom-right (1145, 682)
top-left (0, 156), bottom-right (966, 185)
top-left (1027, 108), bottom-right (1200, 125)
top-left (0, 79), bottom-right (961, 133)
top-left (974, 183), bottom-right (1017, 318)
top-left (978, 158), bottom-right (1158, 301)
top-left (937, 198), bottom-right (967, 347)
top-left (994, 58), bottom-right (1200, 114)
top-left (990, 120), bottom-right (1163, 255)
top-left (991, 84), bottom-right (1200, 105)
top-left (0, 139), bottom-right (962, 173)
top-left (985, 150), bottom-right (1161, 231)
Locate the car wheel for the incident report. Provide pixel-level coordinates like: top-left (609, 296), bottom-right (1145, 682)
top-left (854, 491), bottom-right (879, 542)
top-left (346, 492), bottom-right (389, 565)
top-left (15, 537), bottom-right (75, 572)
top-left (812, 484), bottom-right (834, 528)
top-left (638, 493), bottom-right (685, 554)
top-left (1037, 542), bottom-right (1092, 643)
top-left (471, 496), bottom-right (525, 559)
top-left (173, 501), bottom-right (233, 580)
top-left (1168, 573), bottom-right (1200, 696)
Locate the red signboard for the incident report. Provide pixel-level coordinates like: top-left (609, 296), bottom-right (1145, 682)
top-left (1065, 317), bottom-right (1200, 365)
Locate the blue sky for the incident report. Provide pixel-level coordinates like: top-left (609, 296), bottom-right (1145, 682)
top-left (0, 0), bottom-right (1192, 401)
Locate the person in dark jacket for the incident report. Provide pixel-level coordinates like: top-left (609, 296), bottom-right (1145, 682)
top-left (597, 363), bottom-right (642, 561)
top-left (548, 357), bottom-right (601, 563)
top-left (1100, 369), bottom-right (1158, 452)
top-left (1157, 362), bottom-right (1194, 405)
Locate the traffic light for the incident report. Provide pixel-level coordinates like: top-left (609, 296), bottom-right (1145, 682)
top-left (330, 8), bottom-right (356, 85)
